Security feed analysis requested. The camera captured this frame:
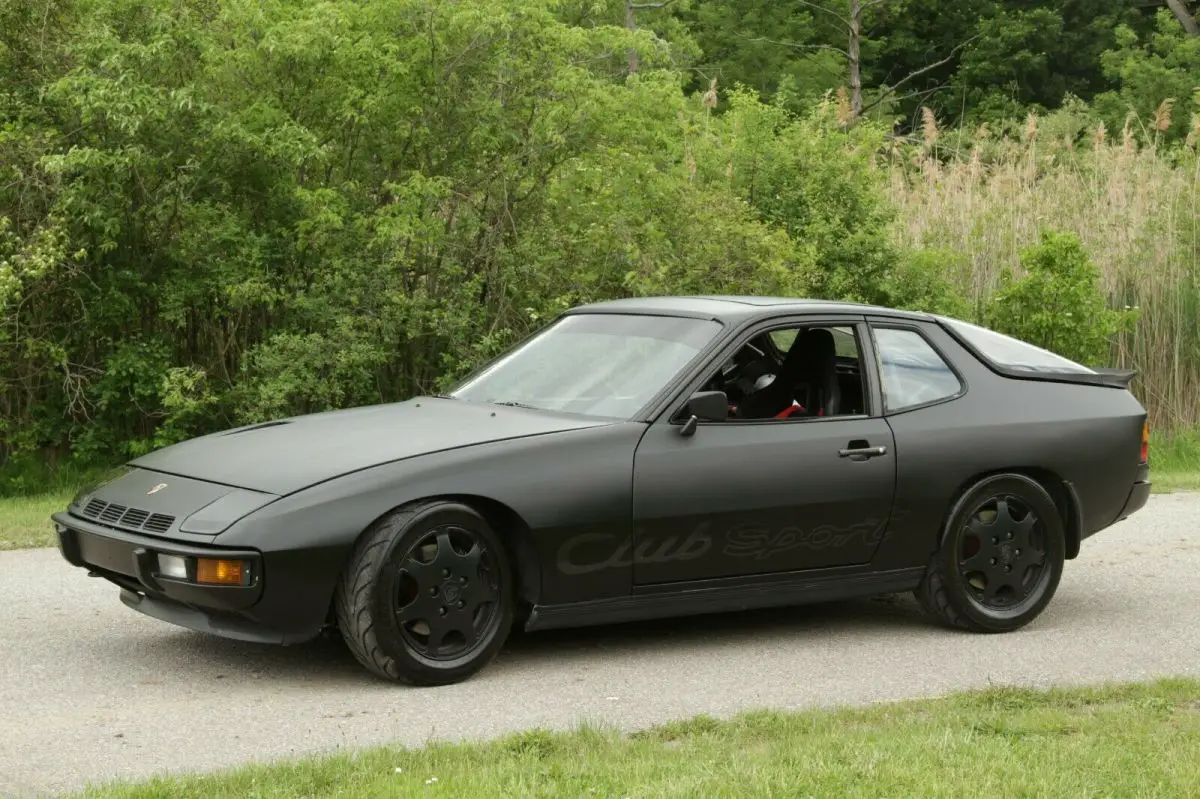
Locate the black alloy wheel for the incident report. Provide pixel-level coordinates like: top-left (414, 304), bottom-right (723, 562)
top-left (335, 500), bottom-right (514, 685)
top-left (916, 474), bottom-right (1066, 633)
top-left (389, 524), bottom-right (502, 664)
top-left (956, 494), bottom-right (1049, 616)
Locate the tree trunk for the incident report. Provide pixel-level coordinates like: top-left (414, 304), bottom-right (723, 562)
top-left (848, 0), bottom-right (863, 118)
top-left (625, 0), bottom-right (639, 74)
top-left (1167, 0), bottom-right (1200, 35)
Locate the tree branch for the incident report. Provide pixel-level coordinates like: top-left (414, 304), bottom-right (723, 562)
top-left (1166, 0), bottom-right (1200, 35)
top-left (629, 0), bottom-right (678, 9)
top-left (859, 34), bottom-right (980, 115)
top-left (791, 0), bottom-right (851, 30)
top-left (861, 0), bottom-right (892, 10)
top-left (734, 33), bottom-right (850, 59)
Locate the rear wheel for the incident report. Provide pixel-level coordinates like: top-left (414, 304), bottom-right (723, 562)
top-left (335, 500), bottom-right (514, 685)
top-left (915, 474), bottom-right (1065, 633)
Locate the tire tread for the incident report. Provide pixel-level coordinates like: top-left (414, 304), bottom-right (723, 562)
top-left (914, 473), bottom-right (1065, 635)
top-left (334, 506), bottom-right (419, 684)
top-left (333, 500), bottom-right (513, 686)
top-left (914, 555), bottom-right (974, 631)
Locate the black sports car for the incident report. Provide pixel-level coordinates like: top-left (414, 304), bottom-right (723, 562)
top-left (53, 296), bottom-right (1152, 685)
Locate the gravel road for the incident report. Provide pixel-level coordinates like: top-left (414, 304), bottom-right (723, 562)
top-left (2, 493), bottom-right (1198, 797)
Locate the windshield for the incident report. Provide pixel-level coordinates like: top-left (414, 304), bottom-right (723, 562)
top-left (451, 313), bottom-right (723, 419)
top-left (939, 317), bottom-right (1095, 374)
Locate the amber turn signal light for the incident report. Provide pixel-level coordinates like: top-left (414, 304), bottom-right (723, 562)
top-left (1141, 420), bottom-right (1150, 464)
top-left (195, 558), bottom-right (248, 586)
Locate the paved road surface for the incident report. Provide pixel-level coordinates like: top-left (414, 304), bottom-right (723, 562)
top-left (2, 493), bottom-right (1198, 797)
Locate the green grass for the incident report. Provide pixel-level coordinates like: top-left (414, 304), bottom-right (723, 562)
top-left (73, 678), bottom-right (1200, 798)
top-left (1151, 429), bottom-right (1200, 493)
top-left (0, 489), bottom-right (74, 550)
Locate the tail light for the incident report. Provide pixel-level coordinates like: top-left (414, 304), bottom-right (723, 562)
top-left (1140, 420), bottom-right (1150, 464)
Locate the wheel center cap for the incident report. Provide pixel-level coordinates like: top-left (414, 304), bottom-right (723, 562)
top-left (442, 581), bottom-right (462, 604)
top-left (999, 543), bottom-right (1014, 565)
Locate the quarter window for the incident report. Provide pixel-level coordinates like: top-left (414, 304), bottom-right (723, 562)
top-left (873, 327), bottom-right (962, 412)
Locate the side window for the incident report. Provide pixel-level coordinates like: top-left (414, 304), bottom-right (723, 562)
top-left (872, 327), bottom-right (962, 412)
top-left (694, 323), bottom-right (868, 420)
top-left (769, 327), bottom-right (860, 360)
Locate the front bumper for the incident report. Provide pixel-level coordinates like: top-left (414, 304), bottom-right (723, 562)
top-left (52, 512), bottom-right (311, 645)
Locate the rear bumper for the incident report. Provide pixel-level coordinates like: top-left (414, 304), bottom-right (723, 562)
top-left (1116, 480), bottom-right (1151, 522)
top-left (53, 512), bottom-right (322, 645)
top-left (1115, 463), bottom-right (1151, 523)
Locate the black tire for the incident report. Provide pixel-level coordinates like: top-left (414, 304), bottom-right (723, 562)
top-left (334, 500), bottom-right (514, 685)
top-left (915, 473), bottom-right (1066, 633)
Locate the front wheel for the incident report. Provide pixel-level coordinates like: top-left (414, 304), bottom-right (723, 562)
top-left (335, 500), bottom-right (514, 685)
top-left (915, 474), bottom-right (1066, 633)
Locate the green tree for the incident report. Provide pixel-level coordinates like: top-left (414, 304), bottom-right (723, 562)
top-left (1094, 9), bottom-right (1200, 143)
top-left (6, 0), bottom-right (897, 466)
top-left (674, 0), bottom-right (843, 110)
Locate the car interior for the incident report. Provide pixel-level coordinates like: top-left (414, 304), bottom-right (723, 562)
top-left (696, 325), bottom-right (868, 420)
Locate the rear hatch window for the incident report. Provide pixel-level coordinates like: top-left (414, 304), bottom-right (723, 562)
top-left (938, 317), bottom-right (1096, 374)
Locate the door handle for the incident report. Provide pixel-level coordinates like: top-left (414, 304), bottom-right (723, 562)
top-left (838, 445), bottom-right (888, 460)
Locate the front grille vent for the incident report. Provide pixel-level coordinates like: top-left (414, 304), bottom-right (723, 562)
top-left (99, 503), bottom-right (127, 524)
top-left (76, 498), bottom-right (176, 535)
top-left (143, 514), bottom-right (174, 533)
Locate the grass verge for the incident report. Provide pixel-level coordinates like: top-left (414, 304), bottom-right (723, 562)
top-left (75, 677), bottom-right (1200, 798)
top-left (0, 489), bottom-right (74, 551)
top-left (1151, 429), bottom-right (1200, 494)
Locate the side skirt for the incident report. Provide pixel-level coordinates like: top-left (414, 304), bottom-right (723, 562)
top-left (524, 566), bottom-right (925, 632)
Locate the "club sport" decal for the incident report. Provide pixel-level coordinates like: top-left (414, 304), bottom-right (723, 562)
top-left (555, 519), bottom-right (888, 575)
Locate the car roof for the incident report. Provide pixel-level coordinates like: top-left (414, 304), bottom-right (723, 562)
top-left (566, 295), bottom-right (935, 324)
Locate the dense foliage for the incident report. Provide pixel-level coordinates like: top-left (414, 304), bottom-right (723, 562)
top-left (4, 0), bottom-right (1200, 484)
top-left (985, 231), bottom-right (1140, 367)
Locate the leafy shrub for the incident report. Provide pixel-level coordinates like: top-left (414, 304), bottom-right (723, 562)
top-left (985, 230), bottom-right (1138, 366)
top-left (697, 89), bottom-right (901, 305)
top-left (886, 248), bottom-right (973, 319)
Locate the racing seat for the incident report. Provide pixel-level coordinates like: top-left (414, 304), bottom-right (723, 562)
top-left (737, 328), bottom-right (840, 419)
top-left (792, 327), bottom-right (841, 417)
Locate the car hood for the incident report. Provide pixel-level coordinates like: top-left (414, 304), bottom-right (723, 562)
top-left (131, 398), bottom-right (613, 495)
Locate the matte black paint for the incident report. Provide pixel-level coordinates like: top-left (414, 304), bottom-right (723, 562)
top-left (53, 296), bottom-right (1152, 649)
top-left (525, 567), bottom-right (926, 631)
top-left (631, 416), bottom-right (896, 582)
top-left (131, 399), bottom-right (615, 495)
top-left (872, 318), bottom-right (1146, 573)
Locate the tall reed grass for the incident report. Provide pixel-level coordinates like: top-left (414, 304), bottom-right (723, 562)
top-left (885, 110), bottom-right (1200, 431)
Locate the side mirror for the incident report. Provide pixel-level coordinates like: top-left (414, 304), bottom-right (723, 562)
top-left (679, 390), bottom-right (728, 437)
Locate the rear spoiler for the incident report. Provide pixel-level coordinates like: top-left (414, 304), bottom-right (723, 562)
top-left (1090, 368), bottom-right (1138, 389)
top-left (999, 366), bottom-right (1137, 389)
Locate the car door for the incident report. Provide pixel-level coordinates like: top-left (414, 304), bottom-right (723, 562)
top-left (630, 317), bottom-right (898, 586)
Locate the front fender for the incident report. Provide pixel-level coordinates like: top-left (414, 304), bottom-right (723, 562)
top-left (217, 422), bottom-right (645, 630)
